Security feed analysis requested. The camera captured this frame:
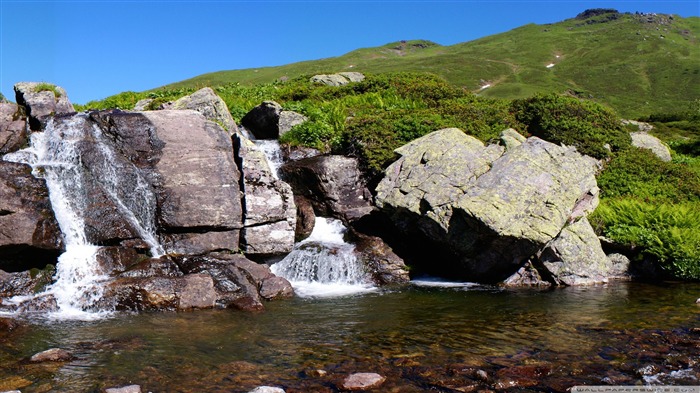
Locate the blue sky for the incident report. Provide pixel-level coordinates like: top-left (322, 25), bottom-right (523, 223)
top-left (1, 1), bottom-right (698, 104)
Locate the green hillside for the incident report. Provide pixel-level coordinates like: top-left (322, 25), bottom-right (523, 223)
top-left (159, 9), bottom-right (699, 118)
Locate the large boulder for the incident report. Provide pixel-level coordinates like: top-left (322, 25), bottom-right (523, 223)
top-left (376, 128), bottom-right (605, 284)
top-left (278, 111), bottom-right (307, 136)
top-left (280, 155), bottom-right (374, 222)
top-left (310, 72), bottom-right (365, 86)
top-left (172, 87), bottom-right (238, 134)
top-left (93, 110), bottom-right (244, 254)
top-left (14, 82), bottom-right (74, 131)
top-left (630, 132), bottom-right (672, 162)
top-left (241, 101), bottom-right (282, 139)
top-left (0, 102), bottom-right (28, 155)
top-left (0, 161), bottom-right (63, 271)
top-left (233, 134), bottom-right (296, 255)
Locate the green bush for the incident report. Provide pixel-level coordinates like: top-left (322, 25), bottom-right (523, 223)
top-left (597, 147), bottom-right (700, 203)
top-left (80, 91), bottom-right (146, 111)
top-left (592, 199), bottom-right (700, 280)
top-left (512, 93), bottom-right (630, 158)
top-left (34, 82), bottom-right (61, 98)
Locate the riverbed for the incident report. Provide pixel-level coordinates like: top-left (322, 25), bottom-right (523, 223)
top-left (1, 281), bottom-right (698, 392)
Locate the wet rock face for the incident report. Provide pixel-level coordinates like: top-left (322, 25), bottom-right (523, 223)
top-left (234, 135), bottom-right (296, 255)
top-left (101, 253), bottom-right (292, 312)
top-left (0, 161), bottom-right (62, 271)
top-left (376, 128), bottom-right (608, 284)
top-left (94, 109), bottom-right (244, 254)
top-left (351, 231), bottom-right (409, 285)
top-left (0, 102), bottom-right (28, 155)
top-left (280, 155), bottom-right (373, 222)
top-left (14, 82), bottom-right (74, 131)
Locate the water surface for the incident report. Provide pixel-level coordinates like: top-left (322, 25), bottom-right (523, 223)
top-left (1, 281), bottom-right (698, 392)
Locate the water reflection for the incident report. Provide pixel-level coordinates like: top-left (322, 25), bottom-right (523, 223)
top-left (1, 282), bottom-right (698, 392)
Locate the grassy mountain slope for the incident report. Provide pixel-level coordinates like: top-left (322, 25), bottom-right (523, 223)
top-left (161, 10), bottom-right (699, 118)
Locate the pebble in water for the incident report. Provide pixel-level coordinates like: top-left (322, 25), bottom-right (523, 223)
top-left (104, 385), bottom-right (142, 393)
top-left (341, 373), bottom-right (386, 391)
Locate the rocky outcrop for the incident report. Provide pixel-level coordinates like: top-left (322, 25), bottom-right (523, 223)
top-left (233, 134), bottom-right (296, 255)
top-left (172, 87), bottom-right (238, 134)
top-left (500, 128), bottom-right (526, 151)
top-left (0, 102), bottom-right (28, 155)
top-left (630, 132), bottom-right (672, 162)
top-left (0, 161), bottom-right (63, 271)
top-left (241, 101), bottom-right (282, 139)
top-left (280, 155), bottom-right (373, 222)
top-left (92, 109), bottom-right (244, 254)
top-left (376, 128), bottom-right (609, 285)
top-left (14, 82), bottom-right (74, 131)
top-left (310, 72), bottom-right (365, 86)
top-left (352, 231), bottom-right (409, 284)
top-left (102, 253), bottom-right (293, 312)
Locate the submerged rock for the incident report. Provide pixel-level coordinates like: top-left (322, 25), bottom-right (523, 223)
top-left (248, 386), bottom-right (286, 393)
top-left (104, 385), bottom-right (142, 393)
top-left (340, 372), bottom-right (386, 391)
top-left (29, 348), bottom-right (72, 362)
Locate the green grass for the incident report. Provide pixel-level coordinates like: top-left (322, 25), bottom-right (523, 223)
top-left (148, 11), bottom-right (699, 118)
top-left (34, 82), bottom-right (61, 98)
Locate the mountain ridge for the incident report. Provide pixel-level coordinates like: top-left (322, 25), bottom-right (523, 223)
top-left (154, 9), bottom-right (698, 117)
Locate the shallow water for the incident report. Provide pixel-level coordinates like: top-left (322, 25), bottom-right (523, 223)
top-left (1, 281), bottom-right (699, 392)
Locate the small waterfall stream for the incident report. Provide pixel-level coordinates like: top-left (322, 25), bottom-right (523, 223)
top-left (271, 217), bottom-right (375, 298)
top-left (3, 114), bottom-right (163, 319)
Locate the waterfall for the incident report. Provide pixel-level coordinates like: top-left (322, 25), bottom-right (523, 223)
top-left (3, 114), bottom-right (163, 319)
top-left (239, 126), bottom-right (283, 178)
top-left (271, 217), bottom-right (375, 298)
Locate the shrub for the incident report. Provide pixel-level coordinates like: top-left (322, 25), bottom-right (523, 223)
top-left (512, 93), bottom-right (630, 158)
top-left (597, 147), bottom-right (700, 203)
top-left (592, 199), bottom-right (700, 280)
top-left (81, 91), bottom-right (145, 111)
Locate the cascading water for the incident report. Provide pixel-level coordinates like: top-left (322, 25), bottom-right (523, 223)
top-left (271, 217), bottom-right (376, 297)
top-left (239, 126), bottom-right (284, 178)
top-left (3, 114), bottom-right (163, 319)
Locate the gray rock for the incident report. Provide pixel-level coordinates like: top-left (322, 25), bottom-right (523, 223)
top-left (0, 266), bottom-right (55, 298)
top-left (539, 218), bottom-right (613, 285)
top-left (376, 128), bottom-right (606, 284)
top-left (278, 110), bottom-right (307, 136)
top-left (0, 161), bottom-right (63, 272)
top-left (630, 132), bottom-right (672, 162)
top-left (281, 145), bottom-right (322, 162)
top-left (241, 101), bottom-right (282, 139)
top-left (133, 98), bottom-right (153, 111)
top-left (341, 372), bottom-right (386, 391)
top-left (310, 74), bottom-right (350, 86)
top-left (0, 102), bottom-right (28, 155)
top-left (172, 87), bottom-right (238, 134)
top-left (280, 155), bottom-right (373, 222)
top-left (30, 348), bottom-right (72, 362)
top-left (234, 135), bottom-right (296, 255)
top-left (293, 195), bottom-right (315, 242)
top-left (338, 72), bottom-right (366, 82)
top-left (622, 119), bottom-right (654, 132)
top-left (141, 110), bottom-right (242, 233)
top-left (14, 82), bottom-right (74, 131)
top-left (259, 276), bottom-right (295, 300)
top-left (104, 385), bottom-right (142, 393)
top-left (161, 230), bottom-right (240, 256)
top-left (178, 273), bottom-right (217, 309)
top-left (607, 253), bottom-right (632, 279)
top-left (500, 128), bottom-right (526, 151)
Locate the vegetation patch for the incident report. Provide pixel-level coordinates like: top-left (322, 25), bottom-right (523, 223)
top-left (592, 199), bottom-right (700, 280)
top-left (33, 82), bottom-right (61, 98)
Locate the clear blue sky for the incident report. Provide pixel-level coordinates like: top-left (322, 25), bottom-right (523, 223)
top-left (1, 1), bottom-right (698, 104)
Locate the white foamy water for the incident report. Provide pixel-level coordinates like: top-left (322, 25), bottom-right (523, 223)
top-left (255, 139), bottom-right (284, 178)
top-left (271, 217), bottom-right (375, 298)
top-left (3, 114), bottom-right (163, 319)
top-left (411, 276), bottom-right (481, 289)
